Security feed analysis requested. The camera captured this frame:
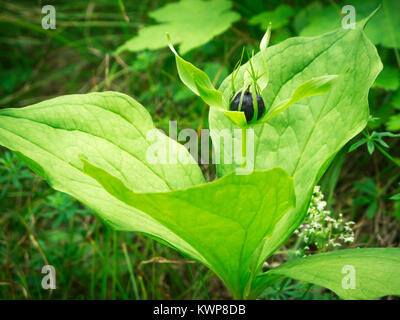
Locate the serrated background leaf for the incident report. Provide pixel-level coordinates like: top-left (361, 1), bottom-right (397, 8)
top-left (249, 4), bottom-right (294, 30)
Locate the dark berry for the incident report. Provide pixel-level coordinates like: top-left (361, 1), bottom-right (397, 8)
top-left (230, 91), bottom-right (265, 122)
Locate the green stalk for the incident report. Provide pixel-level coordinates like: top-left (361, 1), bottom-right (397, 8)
top-left (242, 127), bottom-right (247, 168)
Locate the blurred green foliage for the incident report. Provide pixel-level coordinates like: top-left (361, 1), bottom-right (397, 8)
top-left (0, 0), bottom-right (398, 300)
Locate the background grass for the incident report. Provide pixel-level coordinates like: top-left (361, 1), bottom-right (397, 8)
top-left (0, 0), bottom-right (399, 300)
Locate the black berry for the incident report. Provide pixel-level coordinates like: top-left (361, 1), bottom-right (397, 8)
top-left (230, 91), bottom-right (265, 122)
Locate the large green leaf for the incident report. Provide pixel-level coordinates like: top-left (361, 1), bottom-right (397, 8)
top-left (252, 248), bottom-right (400, 300)
top-left (0, 92), bottom-right (206, 261)
top-left (83, 162), bottom-right (295, 298)
top-left (294, 0), bottom-right (400, 49)
top-left (209, 19), bottom-right (382, 285)
top-left (116, 0), bottom-right (240, 55)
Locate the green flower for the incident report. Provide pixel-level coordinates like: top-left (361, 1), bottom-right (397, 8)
top-left (167, 23), bottom-right (339, 128)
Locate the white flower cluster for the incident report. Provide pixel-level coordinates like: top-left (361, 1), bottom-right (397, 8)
top-left (294, 186), bottom-right (355, 257)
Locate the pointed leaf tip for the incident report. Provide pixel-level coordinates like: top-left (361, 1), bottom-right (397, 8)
top-left (167, 33), bottom-right (226, 109)
top-left (166, 32), bottom-right (178, 56)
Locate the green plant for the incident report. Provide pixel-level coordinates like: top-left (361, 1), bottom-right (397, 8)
top-left (249, 4), bottom-right (294, 31)
top-left (0, 151), bottom-right (35, 199)
top-left (0, 11), bottom-right (400, 300)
